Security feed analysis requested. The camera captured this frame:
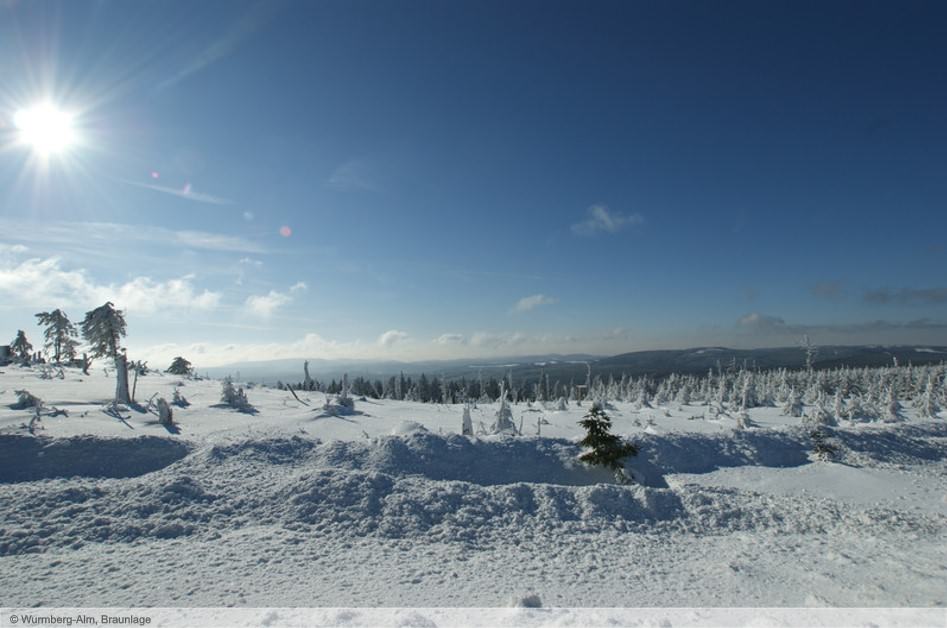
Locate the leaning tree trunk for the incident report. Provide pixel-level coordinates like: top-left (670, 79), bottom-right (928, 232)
top-left (114, 354), bottom-right (131, 404)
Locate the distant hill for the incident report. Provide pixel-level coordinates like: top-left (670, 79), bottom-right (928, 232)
top-left (200, 354), bottom-right (600, 384)
top-left (199, 345), bottom-right (947, 386)
top-left (594, 345), bottom-right (947, 378)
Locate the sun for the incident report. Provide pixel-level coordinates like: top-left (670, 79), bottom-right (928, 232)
top-left (13, 103), bottom-right (78, 157)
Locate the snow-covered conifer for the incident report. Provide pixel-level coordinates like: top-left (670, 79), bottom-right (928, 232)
top-left (462, 404), bottom-right (473, 436)
top-left (783, 387), bottom-right (804, 417)
top-left (490, 382), bottom-right (517, 434)
top-left (34, 310), bottom-right (79, 364)
top-left (81, 302), bottom-right (130, 404)
top-left (10, 330), bottom-right (33, 363)
top-left (221, 377), bottom-right (254, 412)
top-left (156, 397), bottom-right (173, 427)
top-left (165, 356), bottom-right (193, 376)
top-left (884, 386), bottom-right (903, 422)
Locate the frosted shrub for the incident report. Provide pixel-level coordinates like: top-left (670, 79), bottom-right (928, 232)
top-left (221, 378), bottom-right (254, 413)
top-left (809, 426), bottom-right (838, 462)
top-left (735, 409), bottom-right (756, 429)
top-left (156, 397), bottom-right (174, 427)
top-left (11, 389), bottom-right (43, 410)
top-left (172, 388), bottom-right (190, 408)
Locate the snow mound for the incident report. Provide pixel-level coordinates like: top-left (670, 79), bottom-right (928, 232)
top-left (390, 420), bottom-right (428, 435)
top-left (0, 434), bottom-right (191, 483)
top-left (1, 429), bottom-right (943, 558)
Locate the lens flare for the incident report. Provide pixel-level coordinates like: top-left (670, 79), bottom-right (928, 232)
top-left (279, 225), bottom-right (292, 237)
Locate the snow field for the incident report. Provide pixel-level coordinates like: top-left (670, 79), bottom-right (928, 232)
top-left (0, 365), bottom-right (945, 607)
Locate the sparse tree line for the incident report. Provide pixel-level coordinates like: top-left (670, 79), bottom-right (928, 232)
top-left (275, 362), bottom-right (945, 423)
top-left (279, 367), bottom-right (579, 405)
top-left (4, 304), bottom-right (195, 405)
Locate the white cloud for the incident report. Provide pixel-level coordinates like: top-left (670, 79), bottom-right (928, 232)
top-left (111, 275), bottom-right (221, 313)
top-left (245, 290), bottom-right (292, 317)
top-left (0, 244), bottom-right (28, 256)
top-left (0, 255), bottom-right (220, 314)
top-left (513, 293), bottom-right (558, 313)
top-left (243, 281), bottom-right (307, 317)
top-left (737, 312), bottom-right (788, 331)
top-left (136, 332), bottom-right (353, 368)
top-left (433, 333), bottom-right (467, 345)
top-left (571, 205), bottom-right (644, 236)
top-left (378, 329), bottom-right (408, 347)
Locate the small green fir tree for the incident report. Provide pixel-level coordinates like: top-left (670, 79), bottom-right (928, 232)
top-left (578, 403), bottom-right (638, 482)
top-left (166, 356), bottom-right (193, 376)
top-left (810, 426), bottom-right (838, 462)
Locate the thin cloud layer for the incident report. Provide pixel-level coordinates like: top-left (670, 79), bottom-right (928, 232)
top-left (513, 294), bottom-right (558, 313)
top-left (571, 205), bottom-right (644, 236)
top-left (0, 220), bottom-right (264, 254)
top-left (123, 180), bottom-right (232, 205)
top-left (864, 287), bottom-right (947, 305)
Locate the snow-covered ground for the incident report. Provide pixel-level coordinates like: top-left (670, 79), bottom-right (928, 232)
top-left (1, 366), bottom-right (945, 608)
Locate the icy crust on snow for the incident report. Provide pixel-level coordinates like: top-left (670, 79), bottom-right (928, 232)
top-left (1, 427), bottom-right (944, 556)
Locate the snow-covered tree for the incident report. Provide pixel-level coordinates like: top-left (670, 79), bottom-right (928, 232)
top-left (80, 302), bottom-right (130, 403)
top-left (462, 403), bottom-right (473, 436)
top-left (809, 425), bottom-right (838, 462)
top-left (884, 386), bottom-right (902, 422)
top-left (165, 356), bottom-right (193, 376)
top-left (578, 403), bottom-right (637, 482)
top-left (919, 375), bottom-right (940, 419)
top-left (833, 390), bottom-right (846, 424)
top-left (10, 330), bottom-right (33, 362)
top-left (801, 334), bottom-right (818, 372)
top-left (783, 387), bottom-right (804, 417)
top-left (34, 310), bottom-right (79, 364)
top-left (221, 377), bottom-right (254, 412)
top-left (491, 382), bottom-right (517, 434)
top-left (303, 360), bottom-right (314, 390)
top-left (156, 397), bottom-right (173, 427)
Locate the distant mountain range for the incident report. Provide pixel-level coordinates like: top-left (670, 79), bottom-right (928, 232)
top-left (200, 354), bottom-right (600, 384)
top-left (201, 345), bottom-right (947, 385)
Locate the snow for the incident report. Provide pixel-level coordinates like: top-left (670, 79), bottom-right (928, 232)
top-left (0, 365), bottom-right (945, 608)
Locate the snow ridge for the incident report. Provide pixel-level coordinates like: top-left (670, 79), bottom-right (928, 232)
top-left (1, 428), bottom-right (943, 557)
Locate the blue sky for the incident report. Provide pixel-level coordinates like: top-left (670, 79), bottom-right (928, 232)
top-left (1, 0), bottom-right (945, 366)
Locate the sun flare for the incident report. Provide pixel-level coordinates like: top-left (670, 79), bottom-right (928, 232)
top-left (13, 103), bottom-right (78, 157)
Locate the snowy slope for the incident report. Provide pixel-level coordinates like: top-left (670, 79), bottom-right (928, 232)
top-left (1, 365), bottom-right (945, 607)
